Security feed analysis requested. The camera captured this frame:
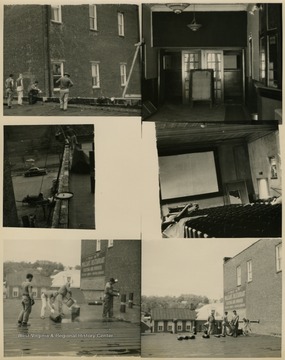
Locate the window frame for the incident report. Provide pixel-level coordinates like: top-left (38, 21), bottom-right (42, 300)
top-left (51, 5), bottom-right (62, 23)
top-left (118, 12), bottom-right (125, 36)
top-left (120, 63), bottom-right (127, 86)
top-left (108, 239), bottom-right (114, 248)
top-left (236, 265), bottom-right (241, 286)
top-left (51, 61), bottom-right (64, 92)
top-left (96, 239), bottom-right (101, 252)
top-left (276, 243), bottom-right (282, 272)
top-left (89, 5), bottom-right (98, 31)
top-left (13, 287), bottom-right (19, 298)
top-left (247, 260), bottom-right (253, 282)
top-left (91, 62), bottom-right (100, 89)
top-left (158, 321), bottom-right (164, 332)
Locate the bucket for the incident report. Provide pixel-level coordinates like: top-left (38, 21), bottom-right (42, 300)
top-left (65, 297), bottom-right (75, 308)
top-left (71, 305), bottom-right (80, 322)
top-left (251, 113), bottom-right (258, 121)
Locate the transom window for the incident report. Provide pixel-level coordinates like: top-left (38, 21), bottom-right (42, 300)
top-left (89, 5), bottom-right (97, 31)
top-left (51, 5), bottom-right (62, 23)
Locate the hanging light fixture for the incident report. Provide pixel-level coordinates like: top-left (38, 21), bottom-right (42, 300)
top-left (187, 5), bottom-right (202, 31)
top-left (166, 3), bottom-right (190, 14)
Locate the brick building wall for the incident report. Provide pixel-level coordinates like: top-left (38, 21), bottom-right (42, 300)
top-left (4, 5), bottom-right (141, 99)
top-left (81, 240), bottom-right (141, 307)
top-left (4, 5), bottom-right (49, 94)
top-left (223, 239), bottom-right (282, 336)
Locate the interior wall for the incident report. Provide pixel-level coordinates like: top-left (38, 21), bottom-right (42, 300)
top-left (246, 10), bottom-right (260, 80)
top-left (247, 131), bottom-right (281, 198)
top-left (143, 5), bottom-right (158, 79)
top-left (152, 12), bottom-right (247, 47)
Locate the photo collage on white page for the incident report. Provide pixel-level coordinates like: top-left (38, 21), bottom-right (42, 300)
top-left (1, 2), bottom-right (283, 359)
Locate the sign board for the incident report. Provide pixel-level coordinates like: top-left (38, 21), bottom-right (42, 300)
top-left (224, 287), bottom-right (246, 311)
top-left (81, 252), bottom-right (105, 278)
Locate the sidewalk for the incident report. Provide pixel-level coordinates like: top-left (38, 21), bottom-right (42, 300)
top-left (3, 101), bottom-right (141, 116)
top-left (4, 299), bottom-right (140, 356)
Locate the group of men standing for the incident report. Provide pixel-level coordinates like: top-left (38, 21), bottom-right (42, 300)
top-left (5, 73), bottom-right (73, 110)
top-left (205, 309), bottom-right (240, 337)
top-left (17, 274), bottom-right (120, 327)
top-left (17, 273), bottom-right (72, 327)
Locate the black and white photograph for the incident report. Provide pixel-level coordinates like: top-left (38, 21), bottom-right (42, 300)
top-left (141, 238), bottom-right (282, 357)
top-left (156, 121), bottom-right (282, 238)
top-left (3, 238), bottom-right (141, 356)
top-left (3, 4), bottom-right (141, 116)
top-left (3, 124), bottom-right (95, 229)
top-left (142, 3), bottom-right (282, 122)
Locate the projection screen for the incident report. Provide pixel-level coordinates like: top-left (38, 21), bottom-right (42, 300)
top-left (159, 151), bottom-right (219, 200)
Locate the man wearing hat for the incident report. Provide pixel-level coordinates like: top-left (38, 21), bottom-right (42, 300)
top-left (102, 278), bottom-right (120, 320)
top-left (40, 289), bottom-right (58, 319)
top-left (56, 72), bottom-right (74, 111)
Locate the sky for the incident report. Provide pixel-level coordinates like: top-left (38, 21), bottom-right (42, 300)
top-left (142, 238), bottom-right (259, 300)
top-left (3, 238), bottom-right (82, 268)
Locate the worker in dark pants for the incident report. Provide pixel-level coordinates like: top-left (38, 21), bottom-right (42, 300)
top-left (17, 273), bottom-right (34, 327)
top-left (231, 310), bottom-right (240, 337)
top-left (102, 278), bottom-right (119, 320)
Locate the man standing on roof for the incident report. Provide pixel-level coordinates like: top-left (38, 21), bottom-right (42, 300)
top-left (56, 72), bottom-right (73, 111)
top-left (221, 311), bottom-right (231, 336)
top-left (17, 273), bottom-right (34, 327)
top-left (40, 289), bottom-right (58, 319)
top-left (102, 278), bottom-right (120, 320)
top-left (57, 278), bottom-right (72, 317)
top-left (207, 310), bottom-right (216, 335)
top-left (5, 74), bottom-right (14, 109)
top-left (231, 310), bottom-right (240, 337)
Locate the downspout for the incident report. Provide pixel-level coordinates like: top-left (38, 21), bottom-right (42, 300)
top-left (43, 5), bottom-right (51, 97)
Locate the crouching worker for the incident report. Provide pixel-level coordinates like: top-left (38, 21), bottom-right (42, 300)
top-left (102, 278), bottom-right (119, 320)
top-left (40, 290), bottom-right (58, 319)
top-left (28, 81), bottom-right (42, 104)
top-left (57, 279), bottom-right (72, 317)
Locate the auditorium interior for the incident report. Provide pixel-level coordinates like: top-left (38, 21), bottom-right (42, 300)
top-left (157, 122), bottom-right (281, 238)
top-left (142, 3), bottom-right (282, 122)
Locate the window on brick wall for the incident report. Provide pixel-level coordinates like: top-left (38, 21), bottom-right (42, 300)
top-left (247, 260), bottom-right (252, 282)
top-left (91, 62), bottom-right (100, 88)
top-left (120, 64), bottom-right (127, 86)
top-left (276, 243), bottom-right (282, 272)
top-left (108, 240), bottom-right (114, 248)
top-left (96, 240), bottom-right (101, 252)
top-left (236, 265), bottom-right (241, 286)
top-left (186, 321), bottom-right (191, 331)
top-left (118, 12), bottom-right (124, 36)
top-left (89, 5), bottom-right (97, 30)
top-left (52, 61), bottom-right (64, 91)
top-left (13, 287), bottom-right (19, 297)
top-left (51, 5), bottom-right (62, 23)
